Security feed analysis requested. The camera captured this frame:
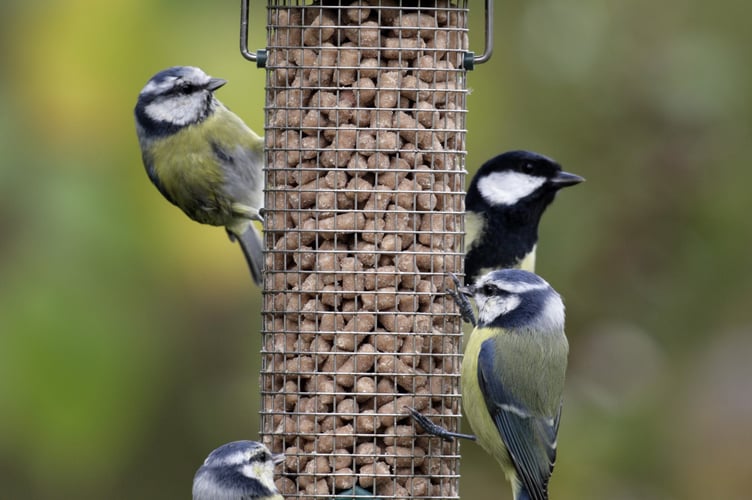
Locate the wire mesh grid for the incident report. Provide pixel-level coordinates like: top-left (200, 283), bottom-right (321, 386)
top-left (260, 1), bottom-right (468, 498)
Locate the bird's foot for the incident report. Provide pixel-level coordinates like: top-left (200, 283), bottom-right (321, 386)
top-left (407, 407), bottom-right (477, 442)
top-left (446, 273), bottom-right (477, 326)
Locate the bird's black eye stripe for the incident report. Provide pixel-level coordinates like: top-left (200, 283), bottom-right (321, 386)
top-left (251, 450), bottom-right (271, 463)
top-left (482, 283), bottom-right (511, 297)
top-left (169, 82), bottom-right (195, 96)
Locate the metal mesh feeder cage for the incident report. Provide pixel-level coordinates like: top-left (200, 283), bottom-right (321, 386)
top-left (242, 1), bottom-right (493, 498)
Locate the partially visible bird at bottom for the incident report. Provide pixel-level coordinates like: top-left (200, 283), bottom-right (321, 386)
top-left (410, 269), bottom-right (569, 500)
top-left (193, 440), bottom-right (284, 500)
top-left (134, 66), bottom-right (265, 285)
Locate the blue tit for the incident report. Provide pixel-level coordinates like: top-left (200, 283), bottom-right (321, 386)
top-left (134, 66), bottom-right (265, 285)
top-left (192, 440), bottom-right (284, 500)
top-left (411, 269), bottom-right (568, 500)
top-left (465, 150), bottom-right (584, 282)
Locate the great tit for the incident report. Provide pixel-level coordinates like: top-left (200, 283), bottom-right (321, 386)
top-left (134, 66), bottom-right (265, 285)
top-left (450, 151), bottom-right (582, 325)
top-left (411, 269), bottom-right (569, 500)
top-left (192, 440), bottom-right (284, 500)
top-left (465, 150), bottom-right (584, 283)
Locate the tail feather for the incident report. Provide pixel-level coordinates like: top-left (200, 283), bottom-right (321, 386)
top-left (228, 223), bottom-right (264, 286)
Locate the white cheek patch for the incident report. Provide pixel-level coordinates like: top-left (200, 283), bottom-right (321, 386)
top-left (477, 170), bottom-right (547, 206)
top-left (240, 461), bottom-right (277, 492)
top-left (477, 294), bottom-right (521, 325)
top-left (144, 94), bottom-right (205, 126)
top-left (240, 463), bottom-right (257, 479)
top-left (498, 294), bottom-right (522, 315)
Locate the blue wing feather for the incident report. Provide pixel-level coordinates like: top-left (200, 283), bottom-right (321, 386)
top-left (477, 340), bottom-right (557, 500)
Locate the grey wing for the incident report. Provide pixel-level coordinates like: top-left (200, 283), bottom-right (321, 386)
top-left (210, 141), bottom-right (264, 211)
top-left (477, 340), bottom-right (559, 500)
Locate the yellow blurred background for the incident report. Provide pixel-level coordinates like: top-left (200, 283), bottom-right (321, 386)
top-left (1, 1), bottom-right (750, 499)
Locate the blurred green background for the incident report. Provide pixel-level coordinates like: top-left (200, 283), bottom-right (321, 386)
top-left (1, 1), bottom-right (750, 499)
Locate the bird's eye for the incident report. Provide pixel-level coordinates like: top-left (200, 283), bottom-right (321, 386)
top-left (482, 284), bottom-right (496, 295)
top-left (523, 162), bottom-right (534, 172)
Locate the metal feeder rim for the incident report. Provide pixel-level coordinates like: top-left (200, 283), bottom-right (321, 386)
top-left (238, 0), bottom-right (494, 69)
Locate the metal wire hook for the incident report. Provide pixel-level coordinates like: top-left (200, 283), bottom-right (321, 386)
top-left (240, 0), bottom-right (266, 67)
top-left (464, 0), bottom-right (494, 70)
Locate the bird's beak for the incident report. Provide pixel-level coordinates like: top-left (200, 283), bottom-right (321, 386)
top-left (550, 170), bottom-right (585, 187)
top-left (457, 285), bottom-right (474, 297)
top-left (272, 453), bottom-right (285, 465)
top-left (207, 77), bottom-right (227, 91)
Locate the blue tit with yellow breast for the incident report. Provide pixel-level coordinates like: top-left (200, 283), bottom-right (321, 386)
top-left (134, 66), bottom-right (265, 285)
top-left (411, 269), bottom-right (568, 500)
top-left (192, 440), bottom-right (284, 500)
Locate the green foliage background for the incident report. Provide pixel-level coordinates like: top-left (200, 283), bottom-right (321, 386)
top-left (1, 1), bottom-right (750, 498)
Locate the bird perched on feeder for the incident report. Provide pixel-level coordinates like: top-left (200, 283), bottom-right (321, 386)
top-left (411, 269), bottom-right (569, 500)
top-left (192, 440), bottom-right (284, 500)
top-left (453, 150), bottom-right (583, 324)
top-left (134, 66), bottom-right (265, 285)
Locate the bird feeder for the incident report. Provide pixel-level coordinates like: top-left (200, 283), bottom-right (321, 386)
top-left (241, 1), bottom-right (493, 498)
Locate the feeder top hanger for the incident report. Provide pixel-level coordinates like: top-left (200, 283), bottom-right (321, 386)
top-left (239, 0), bottom-right (494, 70)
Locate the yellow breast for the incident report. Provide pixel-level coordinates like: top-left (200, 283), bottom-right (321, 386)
top-left (461, 328), bottom-right (514, 474)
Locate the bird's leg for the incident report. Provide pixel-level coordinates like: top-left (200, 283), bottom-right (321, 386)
top-left (407, 407), bottom-right (477, 442)
top-left (232, 203), bottom-right (264, 222)
top-left (446, 273), bottom-right (477, 327)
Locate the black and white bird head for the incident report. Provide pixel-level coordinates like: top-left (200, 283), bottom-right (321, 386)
top-left (468, 150), bottom-right (583, 211)
top-left (458, 269), bottom-right (565, 332)
top-left (134, 66), bottom-right (226, 138)
top-left (464, 150), bottom-right (584, 282)
top-left (192, 440), bottom-right (284, 500)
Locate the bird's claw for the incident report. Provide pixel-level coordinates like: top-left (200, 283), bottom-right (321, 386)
top-left (445, 273), bottom-right (477, 326)
top-left (407, 407), bottom-right (456, 441)
top-left (407, 407), bottom-right (477, 442)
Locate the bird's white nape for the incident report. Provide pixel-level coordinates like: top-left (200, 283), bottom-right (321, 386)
top-left (538, 293), bottom-right (566, 332)
top-left (477, 170), bottom-right (547, 206)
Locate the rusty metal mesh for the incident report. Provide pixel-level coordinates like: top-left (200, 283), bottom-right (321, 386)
top-left (260, 2), bottom-right (468, 498)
